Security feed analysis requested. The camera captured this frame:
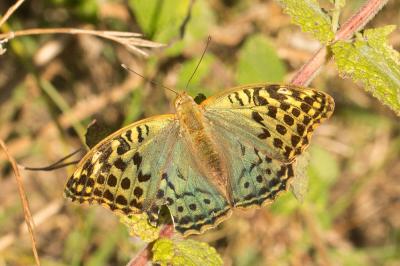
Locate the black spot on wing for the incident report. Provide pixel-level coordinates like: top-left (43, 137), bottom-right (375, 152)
top-left (121, 178), bottom-right (131, 189)
top-left (116, 195), bottom-right (128, 205)
top-left (273, 138), bottom-right (283, 149)
top-left (136, 126), bottom-right (144, 143)
top-left (133, 152), bottom-right (142, 170)
top-left (276, 124), bottom-right (287, 135)
top-left (116, 137), bottom-right (130, 155)
top-left (253, 87), bottom-right (268, 106)
top-left (107, 174), bottom-right (117, 187)
top-left (99, 146), bottom-right (113, 163)
top-left (243, 89), bottom-right (252, 104)
top-left (234, 92), bottom-right (244, 106)
top-left (280, 102), bottom-right (290, 111)
top-left (265, 85), bottom-right (288, 101)
top-left (252, 111), bottom-right (265, 126)
top-left (258, 128), bottom-right (271, 139)
top-left (138, 170), bottom-right (151, 182)
top-left (291, 108), bottom-right (301, 117)
top-left (134, 187), bottom-right (143, 198)
top-left (227, 94), bottom-right (234, 104)
top-left (267, 106), bottom-right (277, 119)
top-left (125, 129), bottom-right (133, 142)
top-left (114, 158), bottom-right (127, 171)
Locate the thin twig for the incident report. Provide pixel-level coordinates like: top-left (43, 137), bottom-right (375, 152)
top-left (0, 139), bottom-right (41, 266)
top-left (291, 0), bottom-right (389, 86)
top-left (0, 0), bottom-right (25, 27)
top-left (0, 28), bottom-right (164, 56)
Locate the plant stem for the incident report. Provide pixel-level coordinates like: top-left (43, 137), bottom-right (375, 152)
top-left (0, 28), bottom-right (164, 56)
top-left (0, 0), bottom-right (25, 27)
top-left (291, 0), bottom-right (389, 86)
top-left (0, 139), bottom-right (41, 266)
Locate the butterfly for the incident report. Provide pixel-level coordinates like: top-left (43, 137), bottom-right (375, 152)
top-left (64, 83), bottom-right (334, 236)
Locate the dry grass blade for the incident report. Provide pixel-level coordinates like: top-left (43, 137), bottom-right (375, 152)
top-left (0, 139), bottom-right (41, 266)
top-left (0, 28), bottom-right (164, 56)
top-left (0, 0), bottom-right (25, 27)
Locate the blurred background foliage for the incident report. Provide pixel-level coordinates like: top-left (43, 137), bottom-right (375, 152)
top-left (0, 0), bottom-right (399, 265)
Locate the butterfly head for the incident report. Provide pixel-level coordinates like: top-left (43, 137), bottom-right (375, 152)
top-left (174, 91), bottom-right (198, 110)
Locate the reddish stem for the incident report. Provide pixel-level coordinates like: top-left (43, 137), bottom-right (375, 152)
top-left (335, 0), bottom-right (388, 40)
top-left (291, 0), bottom-right (389, 87)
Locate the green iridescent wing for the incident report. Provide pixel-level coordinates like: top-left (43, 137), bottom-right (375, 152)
top-left (210, 122), bottom-right (294, 208)
top-left (155, 138), bottom-right (231, 236)
top-left (64, 115), bottom-right (179, 217)
top-left (202, 84), bottom-right (334, 208)
top-left (202, 83), bottom-right (334, 163)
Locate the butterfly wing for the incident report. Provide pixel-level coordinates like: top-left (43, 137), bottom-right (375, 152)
top-left (155, 138), bottom-right (232, 236)
top-left (65, 114), bottom-right (231, 236)
top-left (210, 122), bottom-right (294, 208)
top-left (64, 114), bottom-right (179, 216)
top-left (202, 84), bottom-right (334, 163)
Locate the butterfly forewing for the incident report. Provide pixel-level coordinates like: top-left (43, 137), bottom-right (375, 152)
top-left (64, 115), bottom-right (178, 215)
top-left (202, 84), bottom-right (334, 163)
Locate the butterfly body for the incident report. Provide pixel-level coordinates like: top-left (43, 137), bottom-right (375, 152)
top-left (65, 84), bottom-right (334, 236)
top-left (175, 92), bottom-right (232, 202)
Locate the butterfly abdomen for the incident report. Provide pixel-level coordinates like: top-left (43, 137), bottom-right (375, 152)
top-left (175, 93), bottom-right (232, 203)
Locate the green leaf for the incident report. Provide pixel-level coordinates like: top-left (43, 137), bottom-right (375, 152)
top-left (129, 0), bottom-right (215, 56)
top-left (152, 238), bottom-right (223, 266)
top-left (118, 213), bottom-right (161, 243)
top-left (331, 25), bottom-right (400, 115)
top-left (236, 34), bottom-right (286, 84)
top-left (129, 0), bottom-right (191, 41)
top-left (276, 0), bottom-right (335, 43)
top-left (129, 0), bottom-right (190, 42)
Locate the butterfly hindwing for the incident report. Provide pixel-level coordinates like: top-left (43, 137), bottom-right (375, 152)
top-left (64, 115), bottom-right (179, 215)
top-left (202, 84), bottom-right (334, 163)
top-left (153, 138), bottom-right (232, 236)
top-left (211, 123), bottom-right (294, 208)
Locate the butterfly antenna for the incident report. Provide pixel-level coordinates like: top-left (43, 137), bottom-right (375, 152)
top-left (185, 36), bottom-right (211, 89)
top-left (121, 64), bottom-right (179, 95)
